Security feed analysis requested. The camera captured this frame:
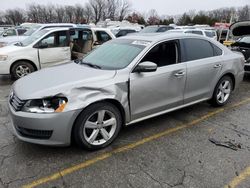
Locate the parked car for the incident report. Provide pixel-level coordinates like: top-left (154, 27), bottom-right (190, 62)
top-left (229, 21), bottom-right (250, 73)
top-left (168, 29), bottom-right (217, 40)
top-left (0, 23), bottom-right (77, 48)
top-left (0, 26), bottom-right (103, 79)
top-left (0, 27), bottom-right (27, 37)
top-left (8, 33), bottom-right (244, 150)
top-left (91, 28), bottom-right (116, 45)
top-left (139, 25), bottom-right (174, 33)
top-left (115, 28), bottom-right (137, 37)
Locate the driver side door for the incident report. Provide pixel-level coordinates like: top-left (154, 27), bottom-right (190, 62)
top-left (129, 40), bottom-right (187, 121)
top-left (37, 31), bottom-right (71, 68)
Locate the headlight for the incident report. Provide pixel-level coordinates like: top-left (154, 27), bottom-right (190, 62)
top-left (22, 97), bottom-right (68, 113)
top-left (0, 55), bottom-right (8, 61)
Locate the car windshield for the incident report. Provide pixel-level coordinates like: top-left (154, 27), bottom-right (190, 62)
top-left (140, 26), bottom-right (159, 33)
top-left (81, 39), bottom-right (147, 70)
top-left (23, 25), bottom-right (41, 36)
top-left (20, 30), bottom-right (50, 46)
top-left (238, 36), bottom-right (250, 43)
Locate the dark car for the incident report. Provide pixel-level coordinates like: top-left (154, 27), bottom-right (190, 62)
top-left (231, 36), bottom-right (250, 63)
top-left (139, 25), bottom-right (174, 33)
top-left (115, 29), bottom-right (137, 37)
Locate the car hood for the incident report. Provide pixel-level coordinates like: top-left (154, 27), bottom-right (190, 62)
top-left (230, 21), bottom-right (250, 37)
top-left (13, 63), bottom-right (117, 100)
top-left (0, 45), bottom-right (24, 54)
top-left (0, 36), bottom-right (27, 44)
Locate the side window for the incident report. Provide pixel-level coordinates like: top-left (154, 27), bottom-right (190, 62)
top-left (192, 31), bottom-right (203, 35)
top-left (95, 31), bottom-right (112, 43)
top-left (141, 41), bottom-right (178, 67)
top-left (157, 27), bottom-right (167, 32)
top-left (17, 29), bottom-right (26, 35)
top-left (40, 31), bottom-right (67, 48)
top-left (182, 38), bottom-right (214, 61)
top-left (5, 29), bottom-right (16, 36)
top-left (211, 43), bottom-right (223, 56)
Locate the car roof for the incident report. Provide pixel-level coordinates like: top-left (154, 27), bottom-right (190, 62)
top-left (121, 33), bottom-right (211, 42)
top-left (41, 27), bottom-right (91, 32)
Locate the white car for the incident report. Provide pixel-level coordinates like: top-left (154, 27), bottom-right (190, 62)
top-left (0, 23), bottom-right (77, 48)
top-left (168, 29), bottom-right (218, 40)
top-left (0, 27), bottom-right (115, 80)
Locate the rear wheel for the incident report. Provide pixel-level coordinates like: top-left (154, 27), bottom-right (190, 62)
top-left (11, 61), bottom-right (35, 80)
top-left (73, 102), bottom-right (122, 150)
top-left (210, 76), bottom-right (233, 107)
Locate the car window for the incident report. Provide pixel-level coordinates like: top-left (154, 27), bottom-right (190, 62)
top-left (4, 29), bottom-right (16, 36)
top-left (17, 29), bottom-right (27, 35)
top-left (157, 27), bottom-right (167, 32)
top-left (211, 43), bottom-right (223, 56)
top-left (239, 36), bottom-right (250, 43)
top-left (40, 31), bottom-right (67, 48)
top-left (95, 31), bottom-right (112, 44)
top-left (141, 40), bottom-right (178, 67)
top-left (181, 38), bottom-right (214, 61)
top-left (192, 31), bottom-right (203, 35)
top-left (205, 31), bottom-right (214, 38)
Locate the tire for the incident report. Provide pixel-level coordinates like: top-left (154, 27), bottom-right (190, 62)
top-left (73, 102), bottom-right (122, 150)
top-left (210, 76), bottom-right (233, 107)
top-left (11, 61), bottom-right (35, 80)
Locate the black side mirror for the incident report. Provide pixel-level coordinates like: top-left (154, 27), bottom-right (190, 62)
top-left (3, 33), bottom-right (7, 37)
top-left (133, 61), bottom-right (157, 73)
top-left (34, 42), bottom-right (49, 49)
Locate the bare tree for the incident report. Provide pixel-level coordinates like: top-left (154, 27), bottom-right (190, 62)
top-left (117, 0), bottom-right (131, 21)
top-left (238, 5), bottom-right (250, 21)
top-left (88, 0), bottom-right (106, 24)
top-left (83, 3), bottom-right (93, 23)
top-left (55, 5), bottom-right (65, 23)
top-left (5, 9), bottom-right (25, 25)
top-left (65, 5), bottom-right (75, 23)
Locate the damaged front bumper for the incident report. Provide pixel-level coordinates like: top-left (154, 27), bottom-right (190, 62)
top-left (8, 102), bottom-right (81, 146)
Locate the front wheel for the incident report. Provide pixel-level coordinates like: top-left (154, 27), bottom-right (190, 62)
top-left (210, 76), bottom-right (233, 107)
top-left (11, 61), bottom-right (35, 80)
top-left (73, 102), bottom-right (122, 150)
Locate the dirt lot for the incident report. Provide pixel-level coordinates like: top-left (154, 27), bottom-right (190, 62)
top-left (0, 75), bottom-right (250, 188)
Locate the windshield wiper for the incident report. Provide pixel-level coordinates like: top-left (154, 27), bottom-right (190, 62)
top-left (80, 61), bottom-right (102, 69)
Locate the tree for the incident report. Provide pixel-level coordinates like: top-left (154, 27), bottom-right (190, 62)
top-left (88, 0), bottom-right (106, 24)
top-left (117, 0), bottom-right (131, 21)
top-left (5, 9), bottom-right (25, 25)
top-left (147, 9), bottom-right (160, 25)
top-left (126, 12), bottom-right (146, 25)
top-left (177, 13), bottom-right (192, 25)
top-left (238, 5), bottom-right (250, 21)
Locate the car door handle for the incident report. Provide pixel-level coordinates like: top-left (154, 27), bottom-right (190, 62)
top-left (174, 71), bottom-right (185, 77)
top-left (214, 64), bottom-right (222, 68)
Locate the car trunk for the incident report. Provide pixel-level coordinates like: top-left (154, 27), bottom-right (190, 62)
top-left (230, 21), bottom-right (250, 37)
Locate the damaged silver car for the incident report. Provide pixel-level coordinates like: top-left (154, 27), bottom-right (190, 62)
top-left (8, 33), bottom-right (245, 150)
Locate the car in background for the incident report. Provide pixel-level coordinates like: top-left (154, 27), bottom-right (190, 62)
top-left (0, 23), bottom-right (77, 48)
top-left (0, 27), bottom-right (27, 37)
top-left (229, 21), bottom-right (250, 73)
top-left (139, 25), bottom-right (174, 33)
top-left (8, 33), bottom-right (244, 150)
top-left (0, 26), bottom-right (115, 79)
top-left (91, 28), bottom-right (116, 46)
top-left (168, 29), bottom-right (217, 40)
top-left (114, 28), bottom-right (137, 37)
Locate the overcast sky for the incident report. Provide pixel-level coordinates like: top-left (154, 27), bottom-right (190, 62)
top-left (0, 0), bottom-right (249, 15)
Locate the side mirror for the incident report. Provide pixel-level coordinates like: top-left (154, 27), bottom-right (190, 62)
top-left (133, 61), bottom-right (157, 73)
top-left (94, 41), bottom-right (100, 46)
top-left (35, 42), bottom-right (48, 49)
top-left (3, 33), bottom-right (7, 37)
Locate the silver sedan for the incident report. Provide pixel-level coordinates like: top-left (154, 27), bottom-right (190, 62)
top-left (8, 33), bottom-right (245, 150)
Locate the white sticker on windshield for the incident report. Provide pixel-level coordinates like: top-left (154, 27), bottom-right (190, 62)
top-left (132, 41), bottom-right (151, 46)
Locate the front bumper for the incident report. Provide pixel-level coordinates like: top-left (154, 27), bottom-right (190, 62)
top-left (0, 60), bottom-right (11, 74)
top-left (8, 101), bottom-right (81, 146)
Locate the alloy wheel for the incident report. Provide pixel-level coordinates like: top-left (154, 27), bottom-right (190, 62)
top-left (216, 80), bottom-right (231, 104)
top-left (16, 65), bottom-right (31, 78)
top-left (83, 110), bottom-right (117, 146)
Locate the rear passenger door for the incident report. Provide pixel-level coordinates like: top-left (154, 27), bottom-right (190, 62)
top-left (180, 38), bottom-right (223, 104)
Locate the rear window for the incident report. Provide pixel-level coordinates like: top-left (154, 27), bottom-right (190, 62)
top-left (181, 38), bottom-right (214, 61)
